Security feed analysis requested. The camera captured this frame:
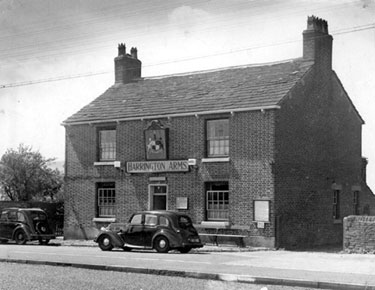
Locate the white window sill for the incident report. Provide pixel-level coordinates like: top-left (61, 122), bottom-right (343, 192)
top-left (201, 157), bottom-right (230, 163)
top-left (94, 161), bottom-right (115, 166)
top-left (200, 221), bottom-right (230, 228)
top-left (92, 217), bottom-right (116, 223)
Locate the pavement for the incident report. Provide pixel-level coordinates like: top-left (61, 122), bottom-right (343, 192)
top-left (2, 238), bottom-right (375, 290)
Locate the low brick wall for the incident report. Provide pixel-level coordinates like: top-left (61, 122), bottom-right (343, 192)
top-left (343, 215), bottom-right (375, 253)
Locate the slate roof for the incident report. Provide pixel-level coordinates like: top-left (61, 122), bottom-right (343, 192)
top-left (63, 58), bottom-right (313, 125)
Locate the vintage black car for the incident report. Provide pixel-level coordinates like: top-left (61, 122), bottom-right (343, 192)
top-left (0, 208), bottom-right (55, 245)
top-left (94, 211), bottom-right (203, 253)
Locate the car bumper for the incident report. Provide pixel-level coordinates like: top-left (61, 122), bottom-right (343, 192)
top-left (182, 241), bottom-right (204, 248)
top-left (30, 234), bottom-right (56, 240)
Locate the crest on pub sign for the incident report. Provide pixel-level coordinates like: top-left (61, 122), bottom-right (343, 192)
top-left (144, 120), bottom-right (168, 160)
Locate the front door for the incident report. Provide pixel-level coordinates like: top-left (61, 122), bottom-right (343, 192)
top-left (149, 184), bottom-right (168, 210)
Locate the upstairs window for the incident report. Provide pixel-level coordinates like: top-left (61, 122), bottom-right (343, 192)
top-left (98, 128), bottom-right (116, 161)
top-left (206, 119), bottom-right (229, 157)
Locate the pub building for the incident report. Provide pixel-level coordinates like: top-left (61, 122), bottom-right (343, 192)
top-left (63, 16), bottom-right (374, 248)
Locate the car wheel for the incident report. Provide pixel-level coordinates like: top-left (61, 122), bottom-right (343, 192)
top-left (36, 222), bottom-right (48, 234)
top-left (154, 236), bottom-right (170, 253)
top-left (98, 235), bottom-right (113, 251)
top-left (179, 247), bottom-right (191, 254)
top-left (14, 230), bottom-right (27, 245)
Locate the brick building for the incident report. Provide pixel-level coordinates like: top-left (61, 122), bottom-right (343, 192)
top-left (63, 16), bottom-right (374, 248)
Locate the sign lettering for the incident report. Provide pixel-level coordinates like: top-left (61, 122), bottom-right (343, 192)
top-left (127, 160), bottom-right (189, 173)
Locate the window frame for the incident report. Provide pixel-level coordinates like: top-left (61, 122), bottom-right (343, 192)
top-left (353, 190), bottom-right (360, 215)
top-left (97, 126), bottom-right (117, 161)
top-left (205, 182), bottom-right (229, 221)
top-left (205, 118), bottom-right (229, 158)
top-left (149, 184), bottom-right (168, 210)
top-left (333, 189), bottom-right (340, 220)
top-left (96, 182), bottom-right (116, 218)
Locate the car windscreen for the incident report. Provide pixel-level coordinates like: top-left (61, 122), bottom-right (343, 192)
top-left (178, 216), bottom-right (193, 229)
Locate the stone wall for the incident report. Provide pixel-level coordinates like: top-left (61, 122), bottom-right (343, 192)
top-left (343, 215), bottom-right (375, 253)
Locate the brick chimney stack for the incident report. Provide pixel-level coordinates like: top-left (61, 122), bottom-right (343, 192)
top-left (303, 16), bottom-right (333, 72)
top-left (114, 43), bottom-right (141, 84)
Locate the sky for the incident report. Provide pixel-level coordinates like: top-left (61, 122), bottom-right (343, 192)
top-left (0, 0), bottom-right (374, 189)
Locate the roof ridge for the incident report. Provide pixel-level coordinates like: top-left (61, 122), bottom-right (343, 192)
top-left (144, 57), bottom-right (306, 80)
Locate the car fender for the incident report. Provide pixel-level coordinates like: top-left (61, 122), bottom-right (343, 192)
top-left (96, 231), bottom-right (124, 248)
top-left (12, 225), bottom-right (32, 241)
top-left (152, 229), bottom-right (180, 248)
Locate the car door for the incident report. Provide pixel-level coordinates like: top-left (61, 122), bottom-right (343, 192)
top-left (143, 214), bottom-right (159, 247)
top-left (0, 210), bottom-right (17, 239)
top-left (0, 210), bottom-right (11, 239)
top-left (123, 214), bottom-right (144, 247)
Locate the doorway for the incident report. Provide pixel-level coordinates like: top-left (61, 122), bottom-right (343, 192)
top-left (149, 184), bottom-right (168, 210)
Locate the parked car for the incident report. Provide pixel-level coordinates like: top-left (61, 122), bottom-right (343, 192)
top-left (0, 208), bottom-right (55, 245)
top-left (94, 211), bottom-right (203, 253)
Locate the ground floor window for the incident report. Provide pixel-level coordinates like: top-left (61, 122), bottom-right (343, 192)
top-left (206, 182), bottom-right (229, 221)
top-left (333, 190), bottom-right (340, 219)
top-left (97, 182), bottom-right (116, 217)
top-left (149, 184), bottom-right (168, 210)
top-left (353, 190), bottom-right (359, 215)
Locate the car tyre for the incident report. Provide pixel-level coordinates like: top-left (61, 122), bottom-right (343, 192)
top-left (98, 235), bottom-right (113, 251)
top-left (36, 222), bottom-right (48, 234)
top-left (179, 247), bottom-right (192, 254)
top-left (14, 230), bottom-right (27, 245)
top-left (154, 236), bottom-right (170, 253)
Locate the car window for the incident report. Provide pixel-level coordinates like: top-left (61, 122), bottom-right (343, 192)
top-left (30, 211), bottom-right (47, 221)
top-left (17, 212), bottom-right (26, 223)
top-left (145, 214), bottom-right (157, 226)
top-left (8, 211), bottom-right (17, 221)
top-left (0, 211), bottom-right (8, 221)
top-left (130, 214), bottom-right (142, 225)
top-left (159, 216), bottom-right (169, 227)
top-left (178, 215), bottom-right (192, 229)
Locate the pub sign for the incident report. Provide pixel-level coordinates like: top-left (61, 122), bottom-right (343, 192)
top-left (145, 120), bottom-right (168, 160)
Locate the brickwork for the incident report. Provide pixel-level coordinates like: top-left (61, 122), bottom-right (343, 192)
top-left (64, 111), bottom-right (277, 245)
top-left (344, 216), bottom-right (375, 253)
top-left (274, 64), bottom-right (373, 249)
top-left (63, 17), bottom-right (375, 247)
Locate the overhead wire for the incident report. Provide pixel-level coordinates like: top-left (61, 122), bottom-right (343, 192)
top-left (1, 22), bottom-right (374, 89)
top-left (0, 0), bottom-right (359, 58)
top-left (0, 0), bottom-right (373, 88)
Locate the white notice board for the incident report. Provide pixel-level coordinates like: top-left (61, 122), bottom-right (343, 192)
top-left (254, 200), bottom-right (270, 222)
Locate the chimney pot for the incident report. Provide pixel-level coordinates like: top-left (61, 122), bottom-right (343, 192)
top-left (130, 47), bottom-right (138, 59)
top-left (118, 43), bottom-right (126, 56)
top-left (307, 15), bottom-right (328, 34)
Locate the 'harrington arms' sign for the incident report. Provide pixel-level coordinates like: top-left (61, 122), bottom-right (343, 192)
top-left (126, 160), bottom-right (189, 173)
